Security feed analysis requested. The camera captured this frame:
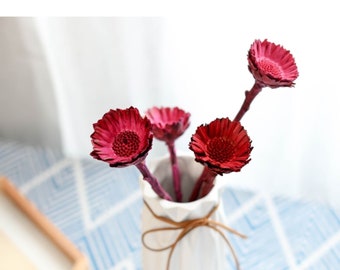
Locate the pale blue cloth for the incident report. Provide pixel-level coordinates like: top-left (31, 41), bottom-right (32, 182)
top-left (1, 139), bottom-right (339, 270)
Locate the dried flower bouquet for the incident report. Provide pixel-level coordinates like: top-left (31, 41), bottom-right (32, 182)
top-left (90, 39), bottom-right (299, 203)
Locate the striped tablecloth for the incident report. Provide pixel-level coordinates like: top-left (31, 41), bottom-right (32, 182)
top-left (1, 139), bottom-right (339, 270)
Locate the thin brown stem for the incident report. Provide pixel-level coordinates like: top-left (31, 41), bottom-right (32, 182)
top-left (199, 168), bottom-right (218, 199)
top-left (234, 81), bottom-right (263, 122)
top-left (167, 141), bottom-right (182, 202)
top-left (136, 162), bottom-right (173, 201)
top-left (189, 166), bottom-right (218, 201)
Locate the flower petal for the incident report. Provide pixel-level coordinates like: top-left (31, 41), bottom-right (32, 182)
top-left (90, 106), bottom-right (153, 167)
top-left (248, 39), bottom-right (299, 88)
top-left (145, 106), bottom-right (191, 143)
top-left (189, 118), bottom-right (252, 175)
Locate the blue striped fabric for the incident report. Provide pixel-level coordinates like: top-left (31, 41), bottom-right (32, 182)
top-left (1, 139), bottom-right (340, 270)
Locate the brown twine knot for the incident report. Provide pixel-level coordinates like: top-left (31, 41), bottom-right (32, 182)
top-left (142, 200), bottom-right (247, 270)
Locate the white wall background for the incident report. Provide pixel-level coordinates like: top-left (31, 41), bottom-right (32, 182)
top-left (0, 1), bottom-right (339, 208)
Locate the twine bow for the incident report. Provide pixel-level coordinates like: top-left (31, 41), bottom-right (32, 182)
top-left (142, 200), bottom-right (247, 270)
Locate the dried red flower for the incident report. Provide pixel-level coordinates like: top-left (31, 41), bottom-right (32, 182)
top-left (90, 107), bottom-right (153, 167)
top-left (145, 106), bottom-right (190, 144)
top-left (248, 39), bottom-right (299, 88)
top-left (189, 118), bottom-right (252, 175)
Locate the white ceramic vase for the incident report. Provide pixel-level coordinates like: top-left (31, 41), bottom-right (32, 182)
top-left (140, 155), bottom-right (241, 270)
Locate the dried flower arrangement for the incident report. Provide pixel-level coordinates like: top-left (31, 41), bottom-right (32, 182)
top-left (90, 39), bottom-right (299, 203)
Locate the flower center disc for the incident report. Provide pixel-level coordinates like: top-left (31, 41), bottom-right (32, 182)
top-left (207, 137), bottom-right (234, 163)
top-left (258, 58), bottom-right (282, 78)
top-left (112, 131), bottom-right (140, 157)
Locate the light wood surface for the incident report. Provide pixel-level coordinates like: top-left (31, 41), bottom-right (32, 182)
top-left (0, 230), bottom-right (37, 269)
top-left (0, 177), bottom-right (88, 270)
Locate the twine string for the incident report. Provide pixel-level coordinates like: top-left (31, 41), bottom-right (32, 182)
top-left (142, 200), bottom-right (247, 270)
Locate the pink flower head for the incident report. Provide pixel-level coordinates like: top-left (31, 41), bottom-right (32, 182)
top-left (145, 106), bottom-right (190, 143)
top-left (90, 107), bottom-right (153, 167)
top-left (189, 118), bottom-right (252, 175)
top-left (248, 39), bottom-right (299, 88)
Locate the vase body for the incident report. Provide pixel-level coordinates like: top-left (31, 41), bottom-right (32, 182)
top-left (140, 155), bottom-right (230, 270)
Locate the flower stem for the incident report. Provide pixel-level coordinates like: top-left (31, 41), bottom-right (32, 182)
top-left (167, 141), bottom-right (182, 202)
top-left (136, 162), bottom-right (173, 201)
top-left (234, 81), bottom-right (263, 122)
top-left (199, 168), bottom-right (218, 199)
top-left (189, 166), bottom-right (218, 201)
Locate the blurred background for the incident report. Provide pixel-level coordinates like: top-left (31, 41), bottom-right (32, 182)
top-left (1, 2), bottom-right (340, 208)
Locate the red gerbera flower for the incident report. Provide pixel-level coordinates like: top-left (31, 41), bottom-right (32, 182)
top-left (189, 118), bottom-right (252, 175)
top-left (145, 106), bottom-right (190, 144)
top-left (248, 39), bottom-right (299, 88)
top-left (145, 106), bottom-right (190, 202)
top-left (90, 107), bottom-right (153, 167)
